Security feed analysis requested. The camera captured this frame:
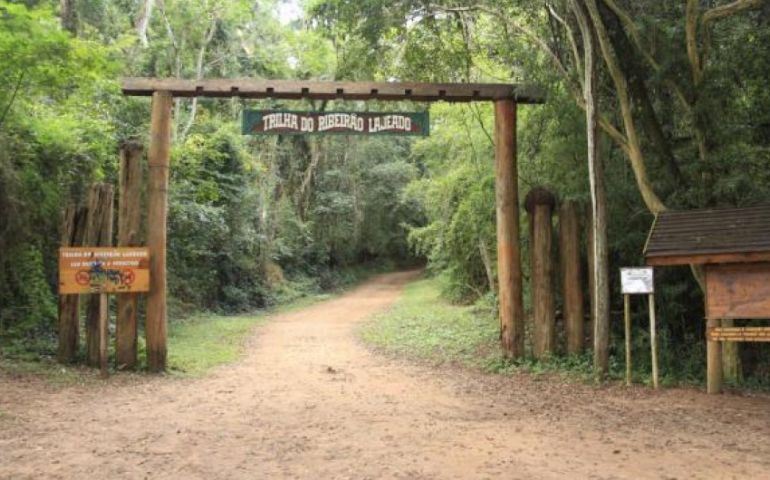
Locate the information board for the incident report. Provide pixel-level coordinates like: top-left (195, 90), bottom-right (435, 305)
top-left (242, 110), bottom-right (429, 136)
top-left (59, 247), bottom-right (150, 294)
top-left (620, 267), bottom-right (654, 294)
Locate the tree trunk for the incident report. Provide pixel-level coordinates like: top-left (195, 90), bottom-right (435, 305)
top-left (60, 0), bottom-right (78, 35)
top-left (478, 237), bottom-right (496, 293)
top-left (573, 0), bottom-right (611, 377)
top-left (135, 0), bottom-right (155, 47)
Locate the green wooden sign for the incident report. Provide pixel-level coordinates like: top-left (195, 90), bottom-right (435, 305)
top-left (242, 110), bottom-right (429, 136)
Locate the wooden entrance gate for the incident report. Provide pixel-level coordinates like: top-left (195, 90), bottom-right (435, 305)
top-left (121, 77), bottom-right (544, 371)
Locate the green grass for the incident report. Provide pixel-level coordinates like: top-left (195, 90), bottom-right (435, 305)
top-left (360, 276), bottom-right (598, 380)
top-left (360, 277), bottom-right (502, 369)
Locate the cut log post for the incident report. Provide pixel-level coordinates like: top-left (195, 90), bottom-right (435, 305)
top-left (494, 99), bottom-right (524, 358)
top-left (707, 317), bottom-right (723, 394)
top-left (57, 204), bottom-right (87, 363)
top-left (146, 91), bottom-right (173, 372)
top-left (559, 200), bottom-right (584, 355)
top-left (116, 140), bottom-right (144, 370)
top-left (83, 183), bottom-right (114, 374)
top-left (525, 187), bottom-right (556, 359)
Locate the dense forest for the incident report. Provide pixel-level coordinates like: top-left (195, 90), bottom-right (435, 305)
top-left (1, 0), bottom-right (769, 385)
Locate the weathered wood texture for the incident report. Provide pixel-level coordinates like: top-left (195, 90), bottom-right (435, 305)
top-left (146, 91), bottom-right (173, 372)
top-left (122, 77), bottom-right (545, 103)
top-left (705, 262), bottom-right (770, 319)
top-left (644, 204), bottom-right (770, 265)
top-left (494, 99), bottom-right (524, 358)
top-left (116, 141), bottom-right (144, 370)
top-left (559, 200), bottom-right (584, 354)
top-left (721, 319), bottom-right (742, 382)
top-left (647, 251), bottom-right (770, 266)
top-left (525, 187), bottom-right (556, 359)
top-left (84, 187), bottom-right (114, 377)
top-left (708, 326), bottom-right (770, 342)
top-left (57, 204), bottom-right (87, 363)
top-left (707, 317), bottom-right (723, 394)
top-left (83, 184), bottom-right (114, 369)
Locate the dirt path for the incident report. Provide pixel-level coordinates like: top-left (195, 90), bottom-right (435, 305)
top-left (1, 271), bottom-right (769, 479)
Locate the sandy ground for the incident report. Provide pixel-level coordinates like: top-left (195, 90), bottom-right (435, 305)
top-left (1, 270), bottom-right (769, 479)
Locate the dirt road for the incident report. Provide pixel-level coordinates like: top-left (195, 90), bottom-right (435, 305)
top-left (1, 271), bottom-right (769, 479)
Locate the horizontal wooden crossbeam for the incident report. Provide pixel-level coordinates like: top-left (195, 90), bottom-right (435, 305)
top-left (708, 326), bottom-right (770, 342)
top-left (121, 78), bottom-right (545, 103)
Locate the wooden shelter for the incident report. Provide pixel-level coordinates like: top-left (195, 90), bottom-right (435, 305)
top-left (121, 77), bottom-right (544, 371)
top-left (644, 204), bottom-right (770, 393)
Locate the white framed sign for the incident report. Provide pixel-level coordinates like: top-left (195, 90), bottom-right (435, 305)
top-left (620, 267), bottom-right (654, 294)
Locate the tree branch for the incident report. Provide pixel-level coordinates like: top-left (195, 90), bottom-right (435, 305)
top-left (686, 0), bottom-right (703, 86)
top-left (0, 71), bottom-right (24, 131)
top-left (702, 0), bottom-right (764, 25)
top-left (585, 0), bottom-right (667, 213)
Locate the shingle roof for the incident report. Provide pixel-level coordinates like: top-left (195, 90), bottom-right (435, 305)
top-left (644, 204), bottom-right (770, 262)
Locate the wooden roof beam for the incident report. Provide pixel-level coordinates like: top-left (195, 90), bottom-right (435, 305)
top-left (121, 78), bottom-right (545, 103)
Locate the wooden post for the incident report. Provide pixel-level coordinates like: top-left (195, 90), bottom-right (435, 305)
top-left (649, 294), bottom-right (659, 389)
top-left (83, 183), bottom-right (114, 376)
top-left (721, 318), bottom-right (741, 383)
top-left (494, 99), bottom-right (524, 358)
top-left (707, 317), bottom-right (723, 394)
top-left (146, 91), bottom-right (173, 372)
top-left (559, 200), bottom-right (584, 354)
top-left (624, 294), bottom-right (631, 386)
top-left (525, 187), bottom-right (556, 359)
top-left (116, 140), bottom-right (144, 370)
top-left (57, 204), bottom-right (86, 363)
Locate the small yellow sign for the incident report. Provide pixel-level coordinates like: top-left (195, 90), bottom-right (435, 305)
top-left (59, 247), bottom-right (150, 294)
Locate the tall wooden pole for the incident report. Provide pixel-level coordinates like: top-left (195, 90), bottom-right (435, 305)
top-left (83, 183), bottom-right (114, 369)
top-left (525, 187), bottom-right (556, 359)
top-left (146, 91), bottom-right (173, 372)
top-left (707, 317), bottom-right (722, 394)
top-left (494, 99), bottom-right (524, 358)
top-left (116, 140), bottom-right (144, 370)
top-left (57, 204), bottom-right (86, 363)
top-left (559, 200), bottom-right (584, 354)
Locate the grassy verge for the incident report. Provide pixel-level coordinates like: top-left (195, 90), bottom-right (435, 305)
top-left (360, 276), bottom-right (597, 380)
top-left (1, 263), bottom-right (391, 382)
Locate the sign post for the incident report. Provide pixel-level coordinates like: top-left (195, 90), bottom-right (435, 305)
top-left (59, 247), bottom-right (150, 294)
top-left (620, 267), bottom-right (657, 388)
